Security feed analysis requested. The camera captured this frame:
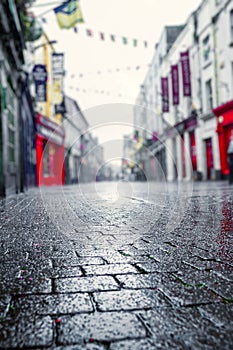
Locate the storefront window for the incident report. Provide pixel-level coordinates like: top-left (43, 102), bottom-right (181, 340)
top-left (203, 35), bottom-right (210, 62)
top-left (230, 10), bottom-right (233, 43)
top-left (206, 79), bottom-right (213, 110)
top-left (190, 131), bottom-right (197, 171)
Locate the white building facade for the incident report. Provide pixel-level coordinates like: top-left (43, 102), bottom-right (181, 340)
top-left (135, 0), bottom-right (233, 182)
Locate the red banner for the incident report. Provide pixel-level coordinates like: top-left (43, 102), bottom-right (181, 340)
top-left (161, 77), bottom-right (169, 112)
top-left (180, 51), bottom-right (191, 97)
top-left (171, 64), bottom-right (179, 105)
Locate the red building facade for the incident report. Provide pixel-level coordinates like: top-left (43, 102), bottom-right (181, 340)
top-left (36, 113), bottom-right (65, 186)
top-left (214, 100), bottom-right (233, 178)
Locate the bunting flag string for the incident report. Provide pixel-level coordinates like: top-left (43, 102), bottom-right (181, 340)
top-left (67, 63), bottom-right (151, 79)
top-left (36, 1), bottom-right (151, 48)
top-left (40, 14), bottom-right (150, 48)
top-left (72, 27), bottom-right (149, 48)
top-left (67, 85), bottom-right (136, 100)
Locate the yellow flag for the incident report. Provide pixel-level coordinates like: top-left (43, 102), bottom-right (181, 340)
top-left (54, 0), bottom-right (84, 29)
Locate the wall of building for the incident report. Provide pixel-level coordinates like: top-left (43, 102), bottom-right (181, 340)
top-left (134, 0), bottom-right (233, 183)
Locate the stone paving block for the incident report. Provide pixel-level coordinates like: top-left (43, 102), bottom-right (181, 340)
top-left (93, 289), bottom-right (169, 311)
top-left (183, 257), bottom-right (233, 279)
top-left (51, 266), bottom-right (83, 278)
top-left (139, 307), bottom-right (213, 337)
top-left (182, 326), bottom-right (233, 350)
top-left (135, 261), bottom-right (180, 273)
top-left (0, 275), bottom-right (52, 295)
top-left (102, 229), bottom-right (135, 235)
top-left (206, 277), bottom-right (233, 299)
top-left (50, 250), bottom-right (78, 259)
top-left (14, 259), bottom-right (54, 280)
top-left (54, 276), bottom-right (120, 293)
top-left (53, 257), bottom-right (105, 267)
top-left (0, 263), bottom-right (21, 278)
top-left (109, 336), bottom-right (185, 349)
top-left (177, 269), bottom-right (233, 300)
top-left (99, 253), bottom-right (132, 264)
top-left (56, 344), bottom-right (106, 350)
top-left (13, 293), bottom-right (93, 316)
top-left (27, 244), bottom-right (53, 258)
top-left (116, 273), bottom-right (161, 289)
top-left (0, 315), bottom-right (53, 348)
top-left (0, 251), bottom-right (29, 263)
top-left (57, 312), bottom-right (146, 345)
top-left (198, 303), bottom-right (233, 327)
top-left (159, 279), bottom-right (220, 306)
top-left (76, 249), bottom-right (122, 257)
top-left (83, 264), bottom-right (139, 276)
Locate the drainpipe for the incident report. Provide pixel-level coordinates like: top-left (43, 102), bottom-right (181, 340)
top-left (193, 10), bottom-right (203, 115)
top-left (212, 15), bottom-right (219, 107)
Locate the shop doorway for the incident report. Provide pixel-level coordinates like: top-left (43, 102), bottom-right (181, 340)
top-left (205, 138), bottom-right (213, 180)
top-left (189, 131), bottom-right (197, 171)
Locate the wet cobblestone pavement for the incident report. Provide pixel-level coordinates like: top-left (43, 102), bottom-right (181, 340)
top-left (0, 181), bottom-right (233, 349)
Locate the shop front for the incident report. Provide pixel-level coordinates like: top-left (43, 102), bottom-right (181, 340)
top-left (214, 100), bottom-right (233, 178)
top-left (36, 113), bottom-right (65, 186)
top-left (166, 113), bottom-right (198, 180)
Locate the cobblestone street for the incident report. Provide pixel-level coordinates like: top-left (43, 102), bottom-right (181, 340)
top-left (0, 181), bottom-right (233, 349)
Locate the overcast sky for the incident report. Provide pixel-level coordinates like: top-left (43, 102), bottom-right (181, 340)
top-left (32, 0), bottom-right (202, 162)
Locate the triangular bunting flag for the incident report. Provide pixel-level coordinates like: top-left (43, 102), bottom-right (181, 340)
top-left (122, 37), bottom-right (127, 45)
top-left (86, 29), bottom-right (93, 36)
top-left (100, 32), bottom-right (105, 40)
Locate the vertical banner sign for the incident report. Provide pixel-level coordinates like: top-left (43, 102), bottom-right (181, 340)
top-left (32, 64), bottom-right (47, 102)
top-left (51, 53), bottom-right (64, 113)
top-left (161, 77), bottom-right (169, 112)
top-left (180, 51), bottom-right (191, 97)
top-left (171, 64), bottom-right (179, 105)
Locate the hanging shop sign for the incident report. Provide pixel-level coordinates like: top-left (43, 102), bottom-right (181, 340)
top-left (55, 98), bottom-right (66, 114)
top-left (35, 83), bottom-right (46, 102)
top-left (32, 64), bottom-right (48, 102)
top-left (36, 114), bottom-right (65, 145)
top-left (32, 64), bottom-right (48, 83)
top-left (165, 114), bottom-right (198, 138)
top-left (52, 53), bottom-right (64, 105)
top-left (185, 114), bottom-right (198, 131)
top-left (51, 53), bottom-right (64, 78)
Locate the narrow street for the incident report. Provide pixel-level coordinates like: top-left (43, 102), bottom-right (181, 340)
top-left (0, 181), bottom-right (233, 349)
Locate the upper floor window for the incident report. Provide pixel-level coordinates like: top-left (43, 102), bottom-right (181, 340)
top-left (230, 10), bottom-right (233, 43)
top-left (206, 79), bottom-right (213, 110)
top-left (203, 35), bottom-right (211, 62)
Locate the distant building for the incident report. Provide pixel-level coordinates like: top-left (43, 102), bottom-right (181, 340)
top-left (64, 96), bottom-right (104, 184)
top-left (63, 96), bottom-right (88, 184)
